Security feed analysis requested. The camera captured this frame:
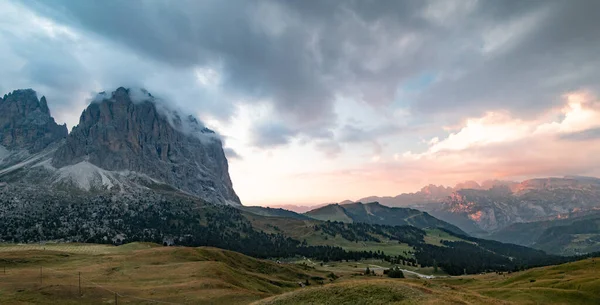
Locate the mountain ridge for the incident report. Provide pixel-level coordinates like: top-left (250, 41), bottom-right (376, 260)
top-left (304, 201), bottom-right (466, 235)
top-left (0, 87), bottom-right (240, 206)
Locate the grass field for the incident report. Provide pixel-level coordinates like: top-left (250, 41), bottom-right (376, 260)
top-left (433, 258), bottom-right (600, 304)
top-left (247, 215), bottom-right (477, 260)
top-left (255, 258), bottom-right (600, 305)
top-left (252, 278), bottom-right (509, 305)
top-left (1, 243), bottom-right (599, 304)
top-left (247, 214), bottom-right (417, 257)
top-left (422, 228), bottom-right (472, 246)
top-left (0, 242), bottom-right (155, 254)
top-left (0, 243), bottom-right (327, 304)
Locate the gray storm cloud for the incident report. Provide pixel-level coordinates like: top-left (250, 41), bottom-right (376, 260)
top-left (4, 0), bottom-right (600, 152)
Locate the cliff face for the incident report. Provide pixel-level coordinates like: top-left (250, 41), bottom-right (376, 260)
top-left (0, 89), bottom-right (67, 153)
top-left (51, 88), bottom-right (240, 205)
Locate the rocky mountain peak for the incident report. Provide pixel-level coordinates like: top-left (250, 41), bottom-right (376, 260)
top-left (51, 87), bottom-right (240, 205)
top-left (454, 180), bottom-right (482, 190)
top-left (0, 89), bottom-right (67, 153)
top-left (420, 184), bottom-right (453, 196)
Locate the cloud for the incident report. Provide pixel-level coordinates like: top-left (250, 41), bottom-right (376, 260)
top-left (281, 90), bottom-right (600, 203)
top-left (414, 1), bottom-right (600, 119)
top-left (223, 147), bottom-right (243, 160)
top-left (394, 90), bottom-right (600, 184)
top-left (560, 128), bottom-right (600, 141)
top-left (403, 91), bottom-right (600, 157)
top-left (336, 124), bottom-right (409, 155)
top-left (3, 0), bottom-right (600, 205)
top-left (314, 140), bottom-right (342, 158)
top-left (250, 122), bottom-right (297, 148)
top-left (11, 0), bottom-right (600, 146)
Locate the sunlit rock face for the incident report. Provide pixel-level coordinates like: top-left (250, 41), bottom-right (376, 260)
top-left (434, 178), bottom-right (600, 234)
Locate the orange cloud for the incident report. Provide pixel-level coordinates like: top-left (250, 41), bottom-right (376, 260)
top-left (292, 90), bottom-right (600, 204)
top-left (238, 90), bottom-right (600, 206)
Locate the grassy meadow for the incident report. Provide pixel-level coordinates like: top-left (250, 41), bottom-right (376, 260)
top-left (0, 242), bottom-right (598, 304)
top-left (0, 243), bottom-right (327, 304)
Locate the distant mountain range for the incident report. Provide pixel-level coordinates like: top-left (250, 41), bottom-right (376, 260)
top-left (318, 177), bottom-right (600, 236)
top-left (296, 176), bottom-right (600, 255)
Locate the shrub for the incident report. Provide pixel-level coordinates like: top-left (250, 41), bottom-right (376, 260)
top-left (387, 267), bottom-right (405, 278)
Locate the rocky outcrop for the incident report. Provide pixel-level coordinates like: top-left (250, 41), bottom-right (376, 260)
top-left (0, 89), bottom-right (67, 153)
top-left (435, 188), bottom-right (524, 232)
top-left (51, 87), bottom-right (240, 205)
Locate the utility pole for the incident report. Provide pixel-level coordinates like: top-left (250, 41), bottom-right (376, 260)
top-left (40, 266), bottom-right (42, 285)
top-left (78, 272), bottom-right (81, 296)
top-left (114, 292), bottom-right (118, 305)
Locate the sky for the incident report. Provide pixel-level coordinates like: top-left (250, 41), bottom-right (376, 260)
top-left (1, 0), bottom-right (600, 206)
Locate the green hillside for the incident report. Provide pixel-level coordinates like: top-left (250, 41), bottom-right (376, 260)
top-left (255, 258), bottom-right (600, 305)
top-left (434, 257), bottom-right (600, 304)
top-left (246, 212), bottom-right (583, 276)
top-left (239, 206), bottom-right (312, 220)
top-left (535, 217), bottom-right (600, 255)
top-left (305, 204), bottom-right (354, 222)
top-left (488, 212), bottom-right (600, 255)
top-left (305, 202), bottom-right (466, 235)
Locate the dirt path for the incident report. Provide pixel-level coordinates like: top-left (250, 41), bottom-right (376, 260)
top-left (368, 264), bottom-right (437, 279)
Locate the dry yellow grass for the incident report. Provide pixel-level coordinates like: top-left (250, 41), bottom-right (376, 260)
top-left (0, 243), bottom-right (326, 304)
top-left (430, 258), bottom-right (600, 304)
top-left (253, 258), bottom-right (600, 305)
top-left (1, 243), bottom-right (599, 304)
top-left (252, 278), bottom-right (511, 305)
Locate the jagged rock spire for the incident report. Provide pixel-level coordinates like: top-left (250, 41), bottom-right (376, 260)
top-left (52, 87), bottom-right (240, 205)
top-left (0, 89), bottom-right (67, 153)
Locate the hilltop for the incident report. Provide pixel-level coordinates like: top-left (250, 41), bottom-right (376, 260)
top-left (304, 201), bottom-right (465, 235)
